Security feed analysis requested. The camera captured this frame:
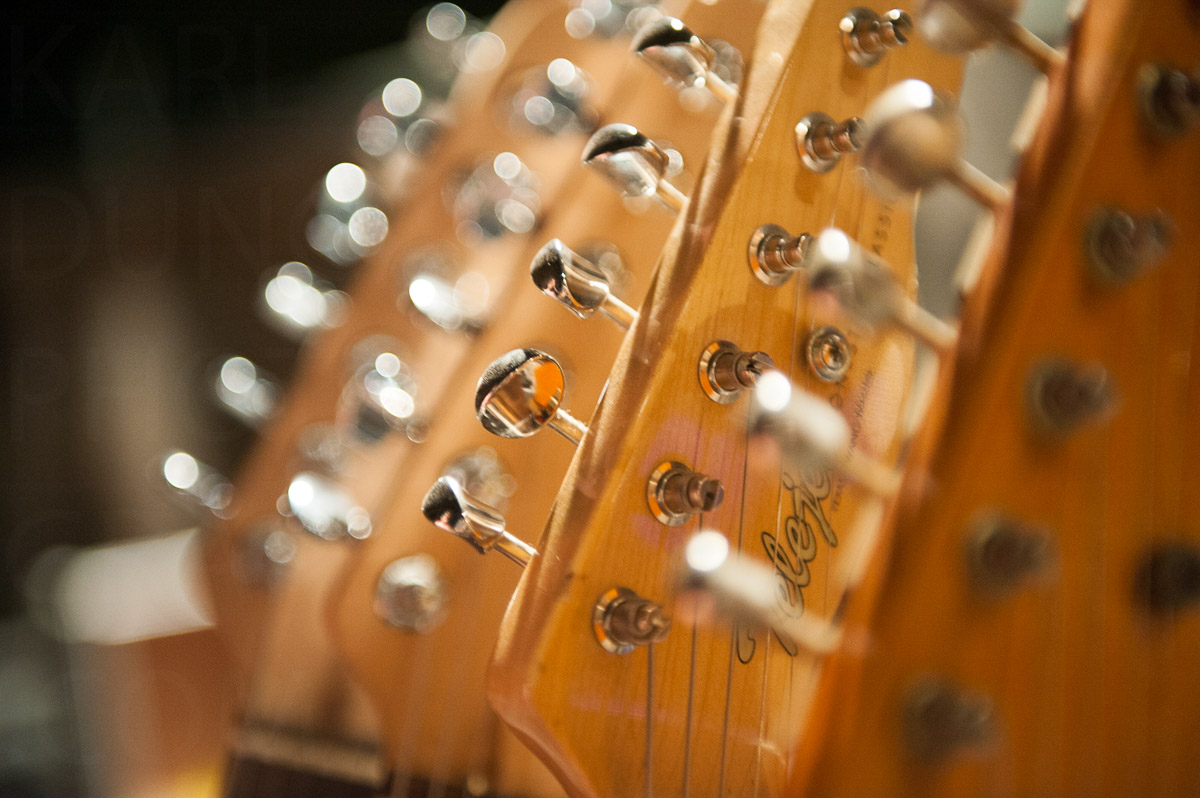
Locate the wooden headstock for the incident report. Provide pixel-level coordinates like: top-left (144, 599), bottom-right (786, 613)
top-left (481, 2), bottom-right (963, 797)
top-left (787, 0), bottom-right (1200, 795)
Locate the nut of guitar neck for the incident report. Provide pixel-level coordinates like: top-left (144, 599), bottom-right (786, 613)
top-left (421, 476), bottom-right (535, 567)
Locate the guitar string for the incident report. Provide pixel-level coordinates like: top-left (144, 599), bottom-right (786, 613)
top-left (644, 642), bottom-right (654, 798)
top-left (679, 403), bottom-right (707, 797)
top-left (719, 416), bottom-right (752, 797)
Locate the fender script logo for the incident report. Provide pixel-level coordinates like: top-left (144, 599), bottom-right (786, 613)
top-left (737, 467), bottom-right (837, 663)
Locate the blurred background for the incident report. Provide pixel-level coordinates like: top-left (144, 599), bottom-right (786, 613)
top-left (0, 1), bottom-right (1065, 795)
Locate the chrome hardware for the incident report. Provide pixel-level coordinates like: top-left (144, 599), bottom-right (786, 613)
top-left (919, 0), bottom-right (1062, 73)
top-left (698, 340), bottom-right (774, 404)
top-left (1026, 358), bottom-right (1115, 436)
top-left (403, 249), bottom-right (491, 334)
top-left (682, 531), bottom-right (844, 654)
top-left (308, 162), bottom-right (390, 265)
top-left (631, 17), bottom-right (738, 104)
top-left (750, 371), bottom-right (900, 496)
top-left (450, 153), bottom-right (540, 242)
top-left (862, 80), bottom-right (1008, 210)
top-left (593, 587), bottom-right (671, 654)
top-left (1135, 543), bottom-right (1200, 615)
top-left (903, 678), bottom-right (996, 762)
top-left (475, 349), bottom-right (588, 444)
top-left (646, 461), bottom-right (724, 525)
top-left (213, 356), bottom-right (277, 428)
top-left (442, 447), bottom-right (517, 512)
top-left (284, 472), bottom-right (372, 541)
top-left (374, 554), bottom-right (449, 633)
top-left (262, 262), bottom-right (348, 334)
top-left (748, 224), bottom-right (811, 286)
top-left (582, 124), bottom-right (687, 212)
top-left (339, 344), bottom-right (419, 445)
top-left (795, 112), bottom-right (865, 173)
top-left (421, 476), bottom-right (536, 567)
top-left (296, 423), bottom-right (350, 475)
top-left (806, 326), bottom-right (852, 382)
top-left (160, 450), bottom-right (233, 518)
top-left (840, 7), bottom-right (912, 67)
top-left (530, 239), bottom-right (639, 329)
top-left (1086, 207), bottom-right (1172, 286)
top-left (237, 525), bottom-right (296, 587)
top-left (509, 59), bottom-right (598, 135)
top-left (564, 0), bottom-right (659, 40)
top-left (806, 228), bottom-right (958, 353)
top-left (1139, 64), bottom-right (1200, 138)
top-left (966, 514), bottom-right (1053, 597)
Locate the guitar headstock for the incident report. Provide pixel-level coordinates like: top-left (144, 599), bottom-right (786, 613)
top-left (783, 0), bottom-right (1200, 795)
top-left (476, 2), bottom-right (963, 797)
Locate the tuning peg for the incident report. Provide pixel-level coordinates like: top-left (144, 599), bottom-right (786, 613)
top-left (794, 113), bottom-right (865, 173)
top-left (919, 0), bottom-right (1063, 73)
top-left (593, 587), bottom-right (671, 653)
top-left (646, 460), bottom-right (724, 525)
top-left (806, 228), bottom-right (958, 353)
top-left (839, 8), bottom-right (913, 67)
top-left (861, 80), bottom-right (1009, 210)
top-left (530, 239), bottom-right (639, 329)
top-left (212, 356), bottom-right (277, 428)
top-left (284, 471), bottom-right (372, 541)
top-left (339, 344), bottom-right (421, 445)
top-left (747, 224), bottom-right (812, 286)
top-left (750, 371), bottom-right (900, 497)
top-left (160, 450), bottom-right (233, 518)
top-left (475, 349), bottom-right (588, 444)
top-left (1139, 64), bottom-right (1200, 139)
top-left (262, 261), bottom-right (348, 335)
top-left (510, 58), bottom-right (598, 135)
top-left (563, 0), bottom-right (660, 40)
top-left (582, 124), bottom-right (686, 213)
top-left (681, 531), bottom-right (843, 653)
top-left (374, 553), bottom-right (449, 632)
top-left (422, 476), bottom-right (536, 567)
top-left (631, 17), bottom-right (738, 105)
top-left (698, 340), bottom-right (774, 404)
top-left (451, 152), bottom-right (540, 242)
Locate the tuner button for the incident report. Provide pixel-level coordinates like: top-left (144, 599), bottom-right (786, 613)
top-left (564, 0), bottom-right (659, 40)
top-left (919, 0), bottom-right (1062, 73)
top-left (1086, 207), bottom-right (1172, 286)
top-left (839, 7), bottom-right (913, 68)
top-left (1140, 63), bottom-right (1200, 138)
top-left (403, 249), bottom-right (491, 334)
top-left (593, 587), bottom-right (671, 653)
top-left (748, 224), bottom-right (811, 286)
top-left (698, 340), bottom-right (774, 404)
top-left (966, 514), bottom-right (1054, 597)
top-left (509, 59), bottom-right (599, 135)
top-left (374, 554), bottom-right (449, 633)
top-left (903, 678), bottom-right (997, 762)
top-left (262, 262), bottom-right (348, 335)
top-left (285, 472), bottom-right (372, 541)
top-left (646, 460), bottom-right (724, 526)
top-left (451, 153), bottom-right (540, 243)
top-left (795, 113), bottom-right (866, 173)
top-left (160, 450), bottom-right (233, 518)
top-left (862, 81), bottom-right (1009, 210)
top-left (632, 17), bottom-right (738, 105)
top-left (213, 356), bottom-right (277, 428)
top-left (530, 239), bottom-right (639, 329)
top-left (422, 476), bottom-right (536, 567)
top-left (475, 349), bottom-right (588, 444)
top-left (1025, 358), bottom-right (1115, 437)
top-left (582, 124), bottom-right (687, 213)
top-left (340, 345), bottom-right (420, 445)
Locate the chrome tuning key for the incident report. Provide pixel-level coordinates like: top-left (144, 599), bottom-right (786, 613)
top-left (631, 17), bottom-right (738, 105)
top-left (795, 113), bottom-right (865, 173)
top-left (339, 343), bottom-right (421, 445)
top-left (530, 239), bottom-right (639, 329)
top-left (593, 587), bottom-right (671, 653)
top-left (1086, 207), bottom-right (1173, 286)
top-left (646, 461), bottom-right (724, 525)
top-left (919, 0), bottom-right (1064, 73)
top-left (861, 80), bottom-right (1009, 210)
top-left (262, 261), bottom-right (348, 335)
top-left (284, 472), bottom-right (372, 541)
top-left (160, 450), bottom-right (233, 518)
top-left (213, 356), bottom-right (277, 428)
top-left (748, 224), bottom-right (811, 285)
top-left (582, 124), bottom-right (686, 212)
top-left (509, 59), bottom-right (599, 135)
top-left (374, 554), bottom-right (449, 633)
top-left (475, 349), bottom-right (588, 444)
top-left (750, 371), bottom-right (900, 497)
top-left (840, 7), bottom-right (913, 67)
top-left (1139, 64), bottom-right (1200, 139)
top-left (698, 340), bottom-right (773, 404)
top-left (807, 228), bottom-right (958, 353)
top-left (682, 531), bottom-right (843, 653)
top-left (422, 476), bottom-right (536, 567)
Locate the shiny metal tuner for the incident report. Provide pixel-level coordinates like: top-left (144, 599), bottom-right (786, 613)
top-left (374, 554), bottom-right (449, 633)
top-left (646, 460), bottom-right (724, 525)
top-left (421, 476), bottom-right (536, 567)
top-left (213, 356), bottom-right (277, 428)
top-left (919, 0), bottom-right (1062, 73)
top-left (631, 17), bottom-right (737, 104)
top-left (748, 224), bottom-right (811, 286)
top-left (840, 7), bottom-right (913, 67)
top-left (1086, 207), bottom-right (1172, 286)
top-left (806, 228), bottom-right (957, 353)
top-left (795, 113), bottom-right (865, 173)
top-left (530, 239), bottom-right (638, 329)
top-left (582, 124), bottom-right (686, 212)
top-left (285, 471), bottom-right (372, 541)
top-left (509, 59), bottom-right (598, 136)
top-left (862, 80), bottom-right (1008, 209)
top-left (593, 587), bottom-right (671, 654)
top-left (160, 450), bottom-right (233, 518)
top-left (475, 349), bottom-right (588, 444)
top-left (698, 340), bottom-right (773, 404)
